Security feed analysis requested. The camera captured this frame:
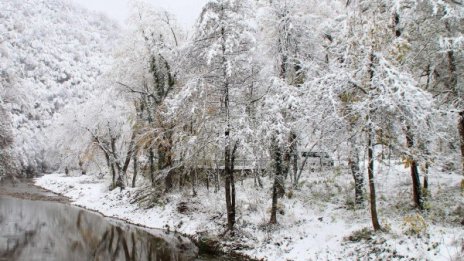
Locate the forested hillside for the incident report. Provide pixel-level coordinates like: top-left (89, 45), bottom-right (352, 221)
top-left (0, 0), bottom-right (118, 176)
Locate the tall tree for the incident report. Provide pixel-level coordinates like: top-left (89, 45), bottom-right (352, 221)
top-left (112, 1), bottom-right (183, 191)
top-left (181, 0), bottom-right (256, 231)
top-left (255, 0), bottom-right (346, 222)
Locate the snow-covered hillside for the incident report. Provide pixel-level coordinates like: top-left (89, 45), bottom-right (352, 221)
top-left (0, 0), bottom-right (118, 175)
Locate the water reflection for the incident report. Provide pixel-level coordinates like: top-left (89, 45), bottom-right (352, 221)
top-left (0, 196), bottom-right (198, 261)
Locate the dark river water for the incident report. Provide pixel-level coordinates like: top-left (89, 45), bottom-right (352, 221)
top-left (0, 179), bottom-right (233, 261)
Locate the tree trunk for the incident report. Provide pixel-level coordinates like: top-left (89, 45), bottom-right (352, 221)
top-left (104, 152), bottom-right (115, 188)
top-left (158, 131), bottom-right (173, 192)
top-left (406, 128), bottom-right (423, 210)
top-left (270, 136), bottom-right (284, 224)
top-left (78, 160), bottom-right (86, 175)
top-left (283, 132), bottom-right (297, 181)
top-left (132, 154), bottom-right (137, 188)
top-left (410, 160), bottom-right (422, 209)
top-left (282, 135), bottom-right (291, 180)
top-left (282, 151), bottom-right (290, 180)
top-left (270, 181), bottom-right (279, 224)
top-left (292, 143), bottom-right (298, 184)
top-left (220, 20), bottom-right (236, 232)
top-left (110, 136), bottom-right (124, 190)
top-left (215, 166), bottom-right (220, 193)
top-left (111, 163), bottom-right (116, 189)
top-left (366, 49), bottom-right (381, 231)
top-left (122, 132), bottom-right (136, 176)
top-left (179, 171), bottom-right (185, 188)
top-left (225, 140), bottom-right (238, 231)
top-left (224, 142), bottom-right (233, 230)
top-left (459, 111), bottom-right (464, 176)
top-left (230, 142), bottom-right (237, 225)
top-left (149, 149), bottom-right (155, 186)
top-left (349, 139), bottom-right (363, 206)
top-left (368, 126), bottom-right (381, 231)
top-left (191, 169), bottom-right (197, 197)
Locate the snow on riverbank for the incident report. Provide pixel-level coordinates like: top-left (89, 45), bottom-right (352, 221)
top-left (36, 163), bottom-right (463, 260)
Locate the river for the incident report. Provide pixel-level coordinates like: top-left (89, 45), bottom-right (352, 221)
top-left (0, 178), bottom-right (234, 261)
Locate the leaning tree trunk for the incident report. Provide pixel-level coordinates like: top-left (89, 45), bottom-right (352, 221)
top-left (270, 136), bottom-right (284, 224)
top-left (107, 137), bottom-right (119, 190)
top-left (132, 153), bottom-right (138, 188)
top-left (366, 50), bottom-right (381, 231)
top-left (149, 149), bottom-right (155, 186)
top-left (119, 132), bottom-right (136, 187)
top-left (367, 125), bottom-right (381, 231)
top-left (406, 128), bottom-right (423, 210)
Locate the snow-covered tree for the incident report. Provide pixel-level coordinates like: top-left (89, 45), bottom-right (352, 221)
top-left (110, 0), bottom-right (184, 190)
top-left (170, 0), bottom-right (256, 231)
top-left (254, 0), bottom-right (346, 223)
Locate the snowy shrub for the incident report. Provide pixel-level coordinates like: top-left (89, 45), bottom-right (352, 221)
top-left (266, 202), bottom-right (284, 215)
top-left (333, 166), bottom-right (342, 177)
top-left (442, 161), bottom-right (457, 172)
top-left (452, 205), bottom-right (464, 220)
top-left (344, 197), bottom-right (355, 210)
top-left (345, 227), bottom-right (375, 242)
top-left (244, 201), bottom-right (259, 212)
top-left (402, 214), bottom-right (428, 236)
top-left (286, 189), bottom-right (294, 199)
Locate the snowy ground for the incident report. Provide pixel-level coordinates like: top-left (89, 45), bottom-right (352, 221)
top-left (35, 161), bottom-right (464, 260)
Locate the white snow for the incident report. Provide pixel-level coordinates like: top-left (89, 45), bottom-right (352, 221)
top-left (35, 162), bottom-right (464, 260)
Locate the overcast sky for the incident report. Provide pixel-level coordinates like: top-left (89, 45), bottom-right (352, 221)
top-left (72, 0), bottom-right (209, 28)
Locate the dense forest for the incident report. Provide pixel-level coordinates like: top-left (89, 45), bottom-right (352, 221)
top-left (1, 0), bottom-right (463, 259)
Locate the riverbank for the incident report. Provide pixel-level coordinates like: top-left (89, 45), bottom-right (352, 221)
top-left (0, 181), bottom-right (201, 261)
top-left (0, 176), bottom-right (68, 202)
top-left (0, 176), bottom-right (239, 260)
top-left (35, 164), bottom-right (464, 260)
